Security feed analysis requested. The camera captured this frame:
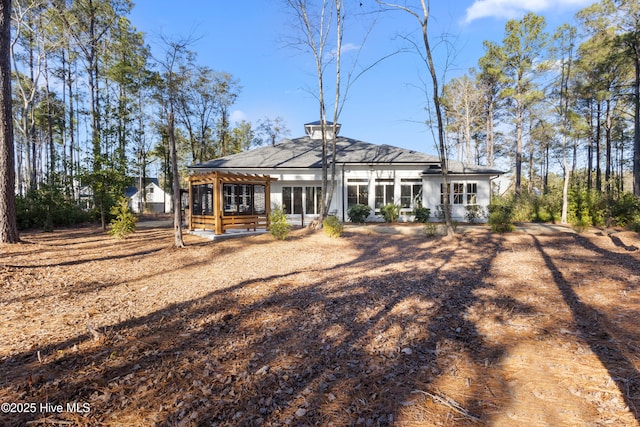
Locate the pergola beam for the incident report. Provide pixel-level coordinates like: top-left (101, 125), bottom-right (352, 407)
top-left (187, 171), bottom-right (277, 235)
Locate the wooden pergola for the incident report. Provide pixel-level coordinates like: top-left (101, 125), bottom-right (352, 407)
top-left (187, 171), bottom-right (277, 235)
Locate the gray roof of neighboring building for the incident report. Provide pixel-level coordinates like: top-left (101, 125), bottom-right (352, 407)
top-left (190, 136), bottom-right (503, 175)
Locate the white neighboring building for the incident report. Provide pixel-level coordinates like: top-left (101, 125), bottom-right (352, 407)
top-left (189, 122), bottom-right (503, 224)
top-left (126, 178), bottom-right (171, 214)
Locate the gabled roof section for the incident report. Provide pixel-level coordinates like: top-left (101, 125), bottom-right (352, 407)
top-left (190, 136), bottom-right (503, 175)
top-left (125, 178), bottom-right (162, 198)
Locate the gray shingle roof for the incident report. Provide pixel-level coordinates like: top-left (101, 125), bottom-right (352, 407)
top-left (190, 136), bottom-right (503, 175)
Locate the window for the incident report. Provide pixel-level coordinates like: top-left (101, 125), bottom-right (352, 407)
top-left (401, 180), bottom-right (422, 209)
top-left (283, 186), bottom-right (322, 214)
top-left (282, 187), bottom-right (302, 214)
top-left (224, 184), bottom-right (256, 215)
top-left (453, 183), bottom-right (464, 205)
top-left (305, 186), bottom-right (322, 215)
top-left (282, 187), bottom-right (292, 213)
top-left (467, 183), bottom-right (477, 204)
top-left (192, 184), bottom-right (213, 215)
top-left (375, 179), bottom-right (394, 209)
top-left (347, 180), bottom-right (369, 208)
top-left (441, 182), bottom-right (478, 205)
top-left (145, 185), bottom-right (155, 203)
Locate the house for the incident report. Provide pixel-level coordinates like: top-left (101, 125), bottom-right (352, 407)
top-left (126, 178), bottom-right (171, 214)
top-left (188, 122), bottom-right (503, 225)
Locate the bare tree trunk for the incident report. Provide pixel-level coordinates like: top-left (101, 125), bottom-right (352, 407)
top-left (487, 100), bottom-right (495, 167)
top-left (44, 54), bottom-right (55, 182)
top-left (67, 50), bottom-right (76, 196)
top-left (464, 97), bottom-right (472, 165)
top-left (605, 98), bottom-right (612, 197)
top-left (378, 0), bottom-right (453, 235)
top-left (287, 0), bottom-right (332, 221)
top-left (515, 99), bottom-right (523, 197)
top-left (327, 0), bottom-right (342, 222)
top-left (587, 100), bottom-right (593, 190)
top-left (596, 101), bottom-right (602, 192)
top-left (169, 108), bottom-right (184, 248)
top-left (0, 0), bottom-right (20, 243)
top-left (528, 116), bottom-right (534, 194)
top-left (156, 34), bottom-right (190, 248)
top-left (424, 20), bottom-right (454, 236)
top-left (561, 137), bottom-right (569, 224)
top-left (632, 39), bottom-right (640, 197)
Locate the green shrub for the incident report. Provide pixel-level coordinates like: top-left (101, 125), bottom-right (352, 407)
top-left (423, 222), bottom-right (438, 237)
top-left (611, 192), bottom-right (640, 226)
top-left (269, 208), bottom-right (291, 240)
top-left (16, 185), bottom-right (91, 231)
top-left (109, 197), bottom-right (137, 239)
top-left (588, 191), bottom-right (606, 227)
top-left (488, 197), bottom-right (515, 233)
top-left (572, 218), bottom-right (591, 233)
top-left (347, 204), bottom-right (371, 223)
top-left (322, 215), bottom-right (344, 238)
top-left (464, 205), bottom-right (485, 223)
top-left (540, 191), bottom-right (562, 223)
top-left (568, 184), bottom-right (604, 227)
top-left (628, 220), bottom-right (640, 233)
top-left (497, 190), bottom-right (561, 223)
top-left (380, 203), bottom-right (400, 223)
top-left (512, 195), bottom-right (534, 222)
top-left (413, 205), bottom-right (431, 223)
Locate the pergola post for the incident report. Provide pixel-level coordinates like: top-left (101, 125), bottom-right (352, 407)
top-left (187, 171), bottom-right (276, 236)
top-left (214, 175), bottom-right (223, 235)
top-left (266, 178), bottom-right (272, 229)
top-left (188, 181), bottom-right (194, 230)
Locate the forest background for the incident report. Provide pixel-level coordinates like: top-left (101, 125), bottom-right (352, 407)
top-left (6, 0), bottom-right (640, 232)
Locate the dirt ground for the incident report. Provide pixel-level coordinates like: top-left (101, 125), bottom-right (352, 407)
top-left (1, 223), bottom-right (639, 426)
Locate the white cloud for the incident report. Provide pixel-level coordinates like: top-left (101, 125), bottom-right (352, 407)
top-left (340, 42), bottom-right (360, 54)
top-left (331, 42), bottom-right (361, 57)
top-left (230, 110), bottom-right (248, 123)
top-left (463, 0), bottom-right (594, 23)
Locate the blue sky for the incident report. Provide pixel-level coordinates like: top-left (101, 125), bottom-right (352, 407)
top-left (129, 0), bottom-right (596, 158)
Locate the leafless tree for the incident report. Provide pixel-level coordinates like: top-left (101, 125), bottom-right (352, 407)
top-left (377, 0), bottom-right (454, 235)
top-left (285, 0), bottom-right (341, 223)
top-left (285, 0), bottom-right (385, 225)
top-left (155, 34), bottom-right (197, 248)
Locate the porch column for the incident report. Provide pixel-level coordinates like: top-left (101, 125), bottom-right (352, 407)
top-left (214, 175), bottom-right (223, 235)
top-left (188, 180), bottom-right (193, 230)
top-left (265, 178), bottom-right (272, 229)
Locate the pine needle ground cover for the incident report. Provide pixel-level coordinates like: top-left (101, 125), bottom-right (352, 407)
top-left (1, 226), bottom-right (639, 426)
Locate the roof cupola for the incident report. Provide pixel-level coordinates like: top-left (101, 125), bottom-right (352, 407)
top-left (304, 120), bottom-right (341, 140)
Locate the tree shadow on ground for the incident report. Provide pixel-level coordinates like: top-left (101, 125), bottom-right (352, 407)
top-left (3, 229), bottom-right (171, 268)
top-left (1, 231), bottom-right (533, 426)
top-left (0, 230), bottom-right (215, 307)
top-left (531, 233), bottom-right (640, 421)
top-left (609, 235), bottom-right (638, 252)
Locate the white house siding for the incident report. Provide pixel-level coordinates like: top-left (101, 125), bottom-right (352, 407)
top-left (211, 166), bottom-right (494, 223)
top-left (129, 182), bottom-right (171, 214)
top-left (271, 173), bottom-right (325, 226)
top-left (422, 175), bottom-right (492, 222)
top-left (341, 165), bottom-right (426, 222)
